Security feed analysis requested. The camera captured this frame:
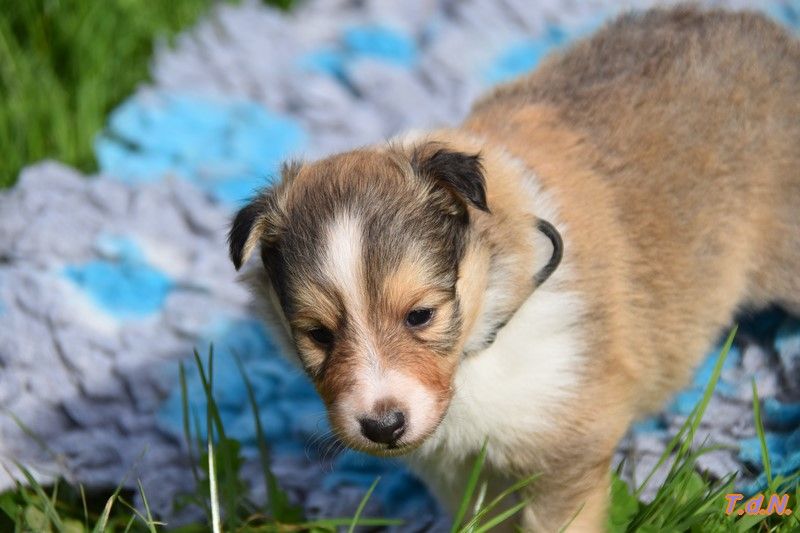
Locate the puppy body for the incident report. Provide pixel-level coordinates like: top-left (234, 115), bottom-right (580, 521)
top-left (231, 7), bottom-right (800, 531)
top-left (399, 128), bottom-right (634, 532)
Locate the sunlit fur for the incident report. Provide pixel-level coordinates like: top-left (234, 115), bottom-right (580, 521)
top-left (231, 7), bottom-right (800, 532)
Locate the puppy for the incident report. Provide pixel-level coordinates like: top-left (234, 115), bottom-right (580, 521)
top-left (228, 7), bottom-right (800, 531)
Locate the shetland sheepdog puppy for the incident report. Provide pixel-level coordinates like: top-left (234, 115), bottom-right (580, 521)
top-left (229, 7), bottom-right (800, 531)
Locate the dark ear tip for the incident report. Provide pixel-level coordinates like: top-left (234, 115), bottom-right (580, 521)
top-left (473, 187), bottom-right (490, 212)
top-left (470, 154), bottom-right (490, 213)
top-left (228, 200), bottom-right (262, 271)
top-left (228, 231), bottom-right (244, 271)
top-left (415, 147), bottom-right (489, 214)
top-left (473, 199), bottom-right (490, 213)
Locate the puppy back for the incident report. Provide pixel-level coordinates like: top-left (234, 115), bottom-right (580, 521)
top-left (466, 6), bottom-right (800, 408)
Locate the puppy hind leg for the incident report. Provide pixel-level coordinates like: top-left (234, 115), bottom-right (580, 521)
top-left (739, 190), bottom-right (800, 315)
top-left (748, 220), bottom-right (800, 315)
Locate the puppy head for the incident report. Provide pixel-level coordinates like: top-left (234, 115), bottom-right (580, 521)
top-left (229, 142), bottom-right (489, 454)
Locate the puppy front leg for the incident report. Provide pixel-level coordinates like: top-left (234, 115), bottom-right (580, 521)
top-left (520, 459), bottom-right (612, 533)
top-left (408, 452), bottom-right (522, 533)
top-left (559, 470), bottom-right (611, 533)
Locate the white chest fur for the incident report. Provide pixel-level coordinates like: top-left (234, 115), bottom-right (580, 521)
top-left (416, 277), bottom-right (586, 461)
top-left (407, 277), bottom-right (587, 515)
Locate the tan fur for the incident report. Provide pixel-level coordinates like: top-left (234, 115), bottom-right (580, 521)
top-left (234, 7), bottom-right (800, 531)
top-left (453, 7), bottom-right (800, 530)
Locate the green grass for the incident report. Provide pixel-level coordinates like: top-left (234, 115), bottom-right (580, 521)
top-left (2, 330), bottom-right (799, 531)
top-left (0, 0), bottom-right (293, 189)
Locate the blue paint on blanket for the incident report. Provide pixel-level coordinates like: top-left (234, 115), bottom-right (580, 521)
top-left (484, 24), bottom-right (584, 84)
top-left (343, 25), bottom-right (418, 67)
top-left (299, 25), bottom-right (417, 80)
top-left (740, 427), bottom-right (800, 494)
top-left (631, 416), bottom-right (666, 434)
top-left (484, 40), bottom-right (555, 85)
top-left (95, 234), bottom-right (146, 263)
top-left (766, 1), bottom-right (800, 30)
top-left (668, 344), bottom-right (741, 416)
top-left (64, 237), bottom-right (173, 318)
top-left (299, 49), bottom-right (349, 79)
top-left (95, 93), bottom-right (305, 206)
top-left (157, 318), bottom-right (318, 453)
top-left (763, 399), bottom-right (800, 431)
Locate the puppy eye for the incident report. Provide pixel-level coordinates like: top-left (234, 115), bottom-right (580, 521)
top-left (405, 308), bottom-right (434, 328)
top-left (308, 327), bottom-right (334, 346)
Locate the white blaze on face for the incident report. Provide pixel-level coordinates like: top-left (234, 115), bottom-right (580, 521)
top-left (322, 211), bottom-right (440, 446)
top-left (324, 211), bottom-right (367, 317)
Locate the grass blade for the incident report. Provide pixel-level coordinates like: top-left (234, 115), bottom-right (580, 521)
top-left (122, 514), bottom-right (137, 533)
top-left (194, 346), bottom-right (244, 527)
top-left (79, 484), bottom-right (89, 532)
top-left (347, 476), bottom-right (380, 533)
top-left (751, 379), bottom-right (773, 490)
top-left (471, 482), bottom-right (487, 519)
top-left (308, 517), bottom-right (403, 528)
top-left (685, 327), bottom-right (737, 444)
top-left (137, 479), bottom-right (159, 533)
top-left (91, 489), bottom-right (121, 533)
top-left (451, 439), bottom-right (489, 532)
top-left (208, 439), bottom-right (222, 533)
top-left (472, 499), bottom-right (530, 533)
top-left (179, 363), bottom-right (202, 485)
top-left (460, 473), bottom-right (539, 532)
top-left (192, 348), bottom-right (228, 441)
top-left (13, 462), bottom-right (63, 531)
top-left (233, 353), bottom-right (303, 523)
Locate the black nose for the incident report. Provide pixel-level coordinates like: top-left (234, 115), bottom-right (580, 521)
top-left (359, 411), bottom-right (406, 445)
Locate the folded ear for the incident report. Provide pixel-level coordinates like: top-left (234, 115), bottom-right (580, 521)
top-left (411, 144), bottom-right (490, 213)
top-left (228, 192), bottom-right (274, 270)
top-left (229, 162), bottom-right (301, 270)
top-left (231, 165), bottom-right (300, 271)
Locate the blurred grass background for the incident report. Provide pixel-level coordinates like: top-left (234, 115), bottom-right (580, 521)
top-left (0, 0), bottom-right (293, 189)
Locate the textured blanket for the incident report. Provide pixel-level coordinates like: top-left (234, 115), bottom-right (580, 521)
top-left (1, 0), bottom-right (799, 530)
